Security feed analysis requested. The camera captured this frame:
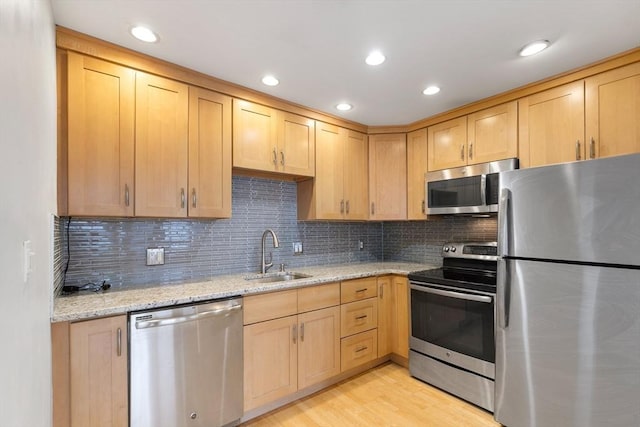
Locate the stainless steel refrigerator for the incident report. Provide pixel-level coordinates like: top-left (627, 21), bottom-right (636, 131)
top-left (495, 153), bottom-right (640, 427)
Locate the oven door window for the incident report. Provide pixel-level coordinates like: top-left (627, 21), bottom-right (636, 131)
top-left (411, 287), bottom-right (495, 363)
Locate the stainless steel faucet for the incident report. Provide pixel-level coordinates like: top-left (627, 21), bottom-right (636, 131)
top-left (261, 229), bottom-right (280, 274)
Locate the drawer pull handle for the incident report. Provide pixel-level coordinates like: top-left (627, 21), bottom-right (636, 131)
top-left (355, 346), bottom-right (368, 353)
top-left (355, 288), bottom-right (368, 294)
top-left (355, 315), bottom-right (368, 321)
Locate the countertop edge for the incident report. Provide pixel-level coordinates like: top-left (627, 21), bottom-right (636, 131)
top-left (52, 262), bottom-right (436, 322)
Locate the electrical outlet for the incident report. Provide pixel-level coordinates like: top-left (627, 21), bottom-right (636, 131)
top-left (359, 240), bottom-right (364, 250)
top-left (293, 242), bottom-right (303, 255)
top-left (146, 247), bottom-right (165, 266)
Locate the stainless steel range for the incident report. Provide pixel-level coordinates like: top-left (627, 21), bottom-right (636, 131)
top-left (408, 242), bottom-right (497, 412)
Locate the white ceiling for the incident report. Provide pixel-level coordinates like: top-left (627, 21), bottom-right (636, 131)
top-left (51, 0), bottom-right (640, 126)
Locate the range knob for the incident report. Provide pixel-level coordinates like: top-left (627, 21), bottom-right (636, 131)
top-left (443, 246), bottom-right (450, 253)
top-left (451, 247), bottom-right (457, 253)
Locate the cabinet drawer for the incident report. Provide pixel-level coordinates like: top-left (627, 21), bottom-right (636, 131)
top-left (298, 282), bottom-right (340, 313)
top-left (341, 329), bottom-right (378, 372)
top-left (340, 298), bottom-right (377, 337)
top-left (243, 290), bottom-right (297, 325)
top-left (340, 277), bottom-right (377, 303)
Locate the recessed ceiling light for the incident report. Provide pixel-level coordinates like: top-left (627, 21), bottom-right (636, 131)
top-left (130, 26), bottom-right (158, 43)
top-left (261, 75), bottom-right (279, 86)
top-left (422, 86), bottom-right (441, 96)
top-left (365, 51), bottom-right (386, 66)
top-left (336, 103), bottom-right (353, 111)
top-left (519, 40), bottom-right (550, 57)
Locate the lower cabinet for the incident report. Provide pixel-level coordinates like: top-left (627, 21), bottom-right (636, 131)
top-left (243, 283), bottom-right (341, 412)
top-left (377, 275), bottom-right (410, 359)
top-left (52, 315), bottom-right (128, 427)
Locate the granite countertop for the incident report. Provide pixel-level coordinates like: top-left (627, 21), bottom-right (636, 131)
top-left (52, 262), bottom-right (436, 322)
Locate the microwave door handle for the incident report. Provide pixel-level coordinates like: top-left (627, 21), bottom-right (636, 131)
top-left (480, 174), bottom-right (487, 205)
top-left (410, 284), bottom-right (493, 304)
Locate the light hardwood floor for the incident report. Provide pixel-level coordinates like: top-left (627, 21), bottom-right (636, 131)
top-left (242, 363), bottom-right (500, 426)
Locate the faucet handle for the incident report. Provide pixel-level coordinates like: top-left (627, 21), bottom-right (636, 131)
top-left (280, 263), bottom-right (286, 272)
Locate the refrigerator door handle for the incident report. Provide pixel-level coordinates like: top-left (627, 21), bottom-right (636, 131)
top-left (497, 258), bottom-right (511, 329)
top-left (498, 188), bottom-right (511, 257)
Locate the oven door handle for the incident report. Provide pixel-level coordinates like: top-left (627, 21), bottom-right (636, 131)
top-left (410, 284), bottom-right (493, 304)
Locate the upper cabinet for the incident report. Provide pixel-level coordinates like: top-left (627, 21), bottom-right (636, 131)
top-left (369, 133), bottom-right (407, 220)
top-left (188, 87), bottom-right (233, 218)
top-left (66, 52), bottom-right (135, 216)
top-left (135, 72), bottom-right (189, 217)
top-left (233, 100), bottom-right (315, 177)
top-left (406, 129), bottom-right (428, 220)
top-left (297, 122), bottom-right (368, 220)
top-left (62, 53), bottom-right (232, 218)
top-left (519, 81), bottom-right (585, 168)
top-left (585, 62), bottom-right (640, 160)
top-left (427, 102), bottom-right (518, 171)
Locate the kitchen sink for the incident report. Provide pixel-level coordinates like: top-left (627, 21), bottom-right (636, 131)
top-left (244, 272), bottom-right (312, 283)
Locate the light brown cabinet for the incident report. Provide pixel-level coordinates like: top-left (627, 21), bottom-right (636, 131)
top-left (585, 61), bottom-right (640, 160)
top-left (406, 128), bottom-right (428, 219)
top-left (66, 52), bottom-right (135, 216)
top-left (377, 275), bottom-right (409, 359)
top-left (297, 122), bottom-right (368, 220)
top-left (135, 72), bottom-right (189, 217)
top-left (233, 100), bottom-right (315, 177)
top-left (369, 133), bottom-right (407, 220)
top-left (377, 276), bottom-right (393, 358)
top-left (428, 102), bottom-right (518, 171)
top-left (53, 316), bottom-right (128, 427)
top-left (188, 87), bottom-right (232, 218)
top-left (243, 283), bottom-right (340, 411)
top-left (519, 81), bottom-right (585, 168)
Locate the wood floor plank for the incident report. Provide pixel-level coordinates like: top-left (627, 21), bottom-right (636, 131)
top-left (242, 363), bottom-right (500, 427)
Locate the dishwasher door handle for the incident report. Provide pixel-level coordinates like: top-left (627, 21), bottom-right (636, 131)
top-left (135, 303), bottom-right (242, 329)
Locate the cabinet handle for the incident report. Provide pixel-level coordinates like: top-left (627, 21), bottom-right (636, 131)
top-left (273, 148), bottom-right (278, 165)
top-left (469, 142), bottom-right (473, 160)
top-left (355, 314), bottom-right (368, 321)
top-left (181, 188), bottom-right (186, 209)
top-left (346, 200), bottom-right (350, 214)
top-left (421, 200), bottom-right (425, 214)
top-left (371, 202), bottom-right (375, 215)
top-left (116, 327), bottom-right (122, 357)
top-left (590, 137), bottom-right (596, 159)
top-left (192, 188), bottom-right (197, 208)
top-left (355, 288), bottom-right (368, 294)
top-left (292, 324), bottom-right (297, 344)
top-left (124, 184), bottom-right (130, 207)
top-left (280, 150), bottom-right (285, 166)
top-left (355, 345), bottom-right (368, 353)
top-left (460, 145), bottom-right (465, 160)
top-left (300, 323), bottom-right (305, 342)
top-left (575, 140), bottom-right (581, 161)
top-left (340, 199), bottom-right (345, 214)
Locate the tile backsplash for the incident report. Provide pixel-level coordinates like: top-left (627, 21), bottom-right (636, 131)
top-left (56, 176), bottom-right (496, 291)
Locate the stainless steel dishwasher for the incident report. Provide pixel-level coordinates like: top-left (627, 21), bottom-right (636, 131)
top-left (129, 297), bottom-right (243, 427)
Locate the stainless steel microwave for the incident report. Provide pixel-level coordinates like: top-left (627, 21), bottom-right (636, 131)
top-left (425, 158), bottom-right (518, 215)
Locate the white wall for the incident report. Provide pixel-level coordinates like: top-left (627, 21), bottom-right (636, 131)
top-left (0, 0), bottom-right (56, 426)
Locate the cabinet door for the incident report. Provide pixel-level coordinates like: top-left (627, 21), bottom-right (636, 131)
top-left (392, 276), bottom-right (409, 358)
top-left (188, 87), bottom-right (232, 218)
top-left (298, 306), bottom-right (341, 389)
top-left (467, 101), bottom-right (518, 165)
top-left (427, 116), bottom-right (467, 171)
top-left (406, 128), bottom-right (428, 220)
top-left (70, 316), bottom-right (127, 427)
top-left (586, 62), bottom-right (640, 159)
top-left (377, 276), bottom-right (393, 358)
top-left (344, 130), bottom-right (369, 220)
top-left (233, 99), bottom-right (278, 172)
top-left (135, 72), bottom-right (189, 217)
top-left (369, 134), bottom-right (407, 220)
top-left (519, 81), bottom-right (585, 168)
top-left (314, 122), bottom-right (345, 219)
top-left (244, 315), bottom-right (298, 411)
top-left (278, 111), bottom-right (315, 176)
top-left (67, 53), bottom-right (134, 216)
